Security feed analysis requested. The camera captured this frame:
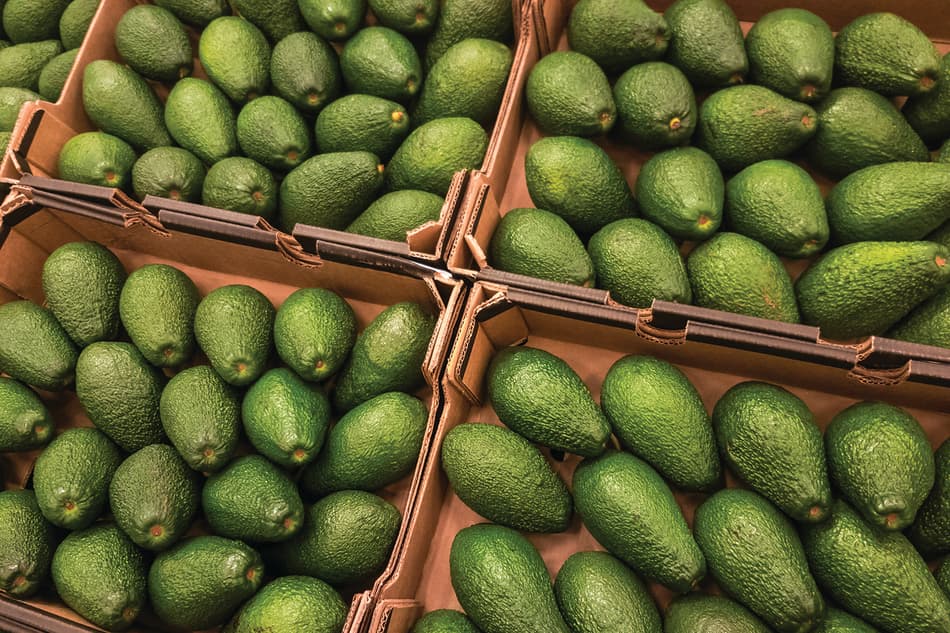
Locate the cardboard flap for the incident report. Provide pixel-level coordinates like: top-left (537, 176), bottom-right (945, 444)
top-left (406, 170), bottom-right (470, 261)
top-left (647, 300), bottom-right (822, 342)
top-left (293, 223), bottom-right (413, 259)
top-left (156, 209), bottom-right (281, 251)
top-left (369, 600), bottom-right (423, 633)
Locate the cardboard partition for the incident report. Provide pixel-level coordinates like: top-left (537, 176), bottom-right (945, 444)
top-left (367, 279), bottom-right (950, 632)
top-left (0, 184), bottom-right (467, 633)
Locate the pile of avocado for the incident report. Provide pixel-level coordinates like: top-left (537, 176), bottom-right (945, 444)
top-left (54, 0), bottom-right (514, 242)
top-left (488, 0), bottom-right (950, 347)
top-left (0, 241), bottom-right (438, 632)
top-left (414, 346), bottom-right (950, 633)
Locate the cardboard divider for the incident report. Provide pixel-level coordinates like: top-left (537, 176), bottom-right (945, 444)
top-left (0, 185), bottom-right (467, 633)
top-left (367, 279), bottom-right (950, 632)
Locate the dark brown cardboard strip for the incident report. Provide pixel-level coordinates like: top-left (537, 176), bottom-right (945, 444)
top-left (0, 599), bottom-right (100, 633)
top-left (156, 209), bottom-right (278, 251)
top-left (293, 224), bottom-right (414, 259)
top-left (142, 196), bottom-right (264, 228)
top-left (476, 268), bottom-right (610, 303)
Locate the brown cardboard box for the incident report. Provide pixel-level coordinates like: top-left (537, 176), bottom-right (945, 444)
top-left (367, 279), bottom-right (950, 632)
top-left (0, 182), bottom-right (466, 633)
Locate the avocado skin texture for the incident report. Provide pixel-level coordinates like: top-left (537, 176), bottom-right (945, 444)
top-left (0, 377), bottom-right (53, 451)
top-left (302, 391), bottom-right (427, 496)
top-left (687, 232), bottom-right (800, 323)
top-left (242, 367), bottom-right (332, 469)
top-left (119, 263), bottom-right (199, 367)
top-left (488, 207), bottom-right (595, 287)
top-left (411, 609), bottom-right (480, 633)
top-left (273, 287), bottom-right (357, 382)
top-left (154, 0), bottom-right (228, 27)
top-left (525, 136), bottom-right (636, 236)
top-left (340, 26), bottom-right (422, 104)
top-left (194, 284), bottom-right (275, 386)
top-left (602, 355), bottom-right (720, 491)
top-left (109, 444), bottom-right (201, 551)
top-left (332, 301), bottom-right (435, 412)
top-left (554, 550), bottom-right (661, 633)
top-left (199, 17), bottom-right (270, 104)
top-left (52, 524), bottom-right (147, 632)
top-left (0, 490), bottom-right (56, 598)
top-left (567, 0), bottom-right (669, 75)
top-left (160, 365), bottom-right (241, 473)
top-left (76, 342), bottom-right (166, 452)
top-left (487, 346), bottom-right (609, 457)
top-left (370, 0), bottom-right (439, 35)
top-left (713, 381), bottom-right (832, 523)
top-left (132, 147), bottom-right (206, 203)
top-left (165, 77), bottom-right (238, 165)
top-left (904, 53), bottom-right (950, 145)
top-left (635, 147), bottom-right (723, 241)
top-left (795, 241), bottom-right (950, 339)
top-left (279, 151), bottom-right (383, 231)
top-left (270, 32), bottom-right (341, 114)
top-left (697, 85), bottom-right (817, 172)
top-left (0, 86), bottom-right (38, 130)
top-left (43, 241), bottom-right (126, 347)
top-left (614, 61), bottom-right (695, 149)
top-left (0, 300), bottom-right (78, 391)
top-left (115, 5), bottom-right (193, 82)
top-left (665, 594), bottom-right (771, 633)
top-left (59, 0), bottom-right (98, 49)
top-left (816, 608), bottom-right (885, 633)
top-left (827, 162), bottom-right (950, 243)
top-left (3, 0), bottom-right (68, 43)
top-left (439, 422), bottom-right (572, 533)
top-left (939, 559), bottom-right (950, 597)
top-left (387, 117), bottom-right (487, 196)
top-left (83, 60), bottom-right (171, 151)
top-left (695, 489), bottom-right (825, 632)
top-left (888, 286), bottom-right (950, 349)
top-left (231, 0), bottom-right (305, 42)
top-left (202, 157), bottom-right (277, 219)
top-left (425, 0), bottom-right (512, 69)
top-left (0, 40), bottom-right (62, 90)
top-left (149, 536), bottom-right (263, 630)
top-left (525, 51), bottom-right (616, 137)
top-left (315, 94), bottom-right (409, 161)
top-left (908, 439), bottom-right (950, 556)
top-left (664, 0), bottom-right (746, 88)
top-left (58, 131), bottom-right (137, 189)
top-left (834, 12), bottom-right (940, 97)
top-left (803, 500), bottom-right (950, 633)
top-left (266, 490), bottom-right (400, 586)
top-left (225, 575), bottom-right (348, 633)
top-left (746, 9), bottom-right (833, 102)
top-left (725, 159), bottom-right (828, 258)
top-left (347, 190), bottom-right (444, 241)
top-left (449, 524), bottom-right (570, 633)
top-left (299, 0), bottom-right (366, 41)
top-left (237, 95), bottom-right (312, 171)
top-left (37, 48), bottom-right (77, 101)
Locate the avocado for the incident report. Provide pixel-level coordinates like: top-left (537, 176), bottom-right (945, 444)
top-left (83, 60), bottom-right (172, 151)
top-left (164, 77), bottom-right (238, 165)
top-left (905, 53), bottom-right (950, 144)
top-left (266, 490), bottom-right (400, 585)
top-left (0, 40), bottom-right (62, 90)
top-left (37, 48), bottom-right (77, 101)
top-left (635, 147), bottom-right (723, 241)
top-left (199, 16), bottom-right (270, 103)
top-left (908, 438), bottom-right (950, 555)
top-left (665, 594), bottom-right (771, 633)
top-left (795, 241), bottom-right (950, 339)
top-left (613, 61), bottom-right (695, 149)
top-left (314, 94), bottom-right (409, 160)
top-left (119, 263), bottom-right (199, 367)
top-left (725, 159), bottom-right (829, 258)
top-left (242, 368), bottom-right (331, 468)
top-left (889, 286), bottom-right (950, 349)
top-left (299, 0), bottom-right (366, 41)
top-left (33, 427), bottom-right (122, 529)
top-left (555, 550), bottom-right (661, 633)
top-left (687, 232), bottom-right (800, 323)
top-left (194, 284), bottom-right (275, 386)
top-left (225, 575), bottom-right (348, 633)
top-left (153, 0), bottom-right (228, 27)
top-left (816, 608), bottom-right (884, 633)
top-left (332, 301), bottom-right (435, 412)
top-left (301, 391), bottom-right (427, 495)
top-left (573, 451), bottom-right (706, 592)
top-left (42, 241), bottom-right (125, 347)
top-left (939, 559), bottom-right (950, 597)
top-left (826, 401), bottom-right (935, 531)
top-left (131, 146), bottom-right (206, 203)
top-left (664, 0), bottom-right (746, 88)
top-left (439, 422), bottom-right (572, 532)
top-left (524, 136), bottom-right (635, 236)
top-left (347, 190), bottom-right (444, 241)
top-left (51, 525), bottom-right (147, 631)
top-left (57, 131), bottom-right (136, 188)
top-left (109, 444), bottom-right (201, 551)
top-left (803, 500), bottom-right (950, 633)
top-left (279, 151), bottom-right (384, 231)
top-left (0, 300), bottom-right (78, 391)
top-left (411, 610), bottom-right (480, 633)
top-left (387, 116), bottom-right (487, 196)
top-left (486, 346), bottom-right (610, 457)
top-left (835, 12), bottom-right (940, 96)
top-left (231, 0), bottom-right (304, 42)
top-left (237, 96), bottom-right (312, 171)
top-left (340, 26), bottom-right (421, 104)
top-left (414, 38), bottom-right (512, 126)
top-left (75, 342), bottom-right (166, 452)
top-left (449, 524), bottom-right (570, 633)
top-left (149, 536), bottom-right (263, 630)
top-left (370, 0), bottom-right (438, 35)
top-left (697, 85), bottom-right (817, 172)
top-left (0, 378), bottom-right (53, 451)
top-left (2, 0), bottom-right (69, 43)
top-left (0, 86), bottom-right (38, 130)
top-left (746, 9), bottom-right (834, 102)
top-left (270, 31), bottom-right (341, 114)
top-left (0, 490), bottom-right (56, 598)
top-left (115, 4), bottom-right (193, 82)
top-left (273, 287), bottom-right (357, 382)
top-left (567, 0), bottom-right (668, 75)
top-left (425, 0), bottom-right (511, 69)
top-left (525, 51), bottom-right (615, 137)
top-left (202, 157), bottom-right (277, 218)
top-left (59, 0), bottom-right (98, 49)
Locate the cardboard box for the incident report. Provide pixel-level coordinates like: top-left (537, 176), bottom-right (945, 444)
top-left (366, 279), bottom-right (950, 632)
top-left (0, 181), bottom-right (466, 633)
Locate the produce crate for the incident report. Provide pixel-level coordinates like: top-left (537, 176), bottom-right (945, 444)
top-left (0, 180), bottom-right (466, 633)
top-left (365, 279), bottom-right (950, 632)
